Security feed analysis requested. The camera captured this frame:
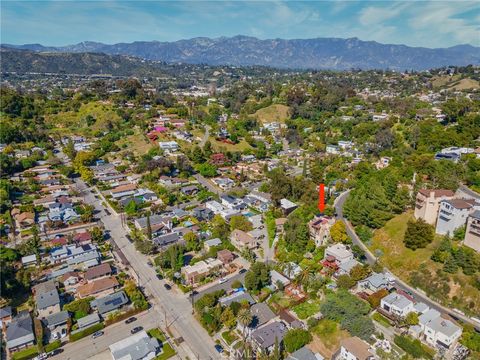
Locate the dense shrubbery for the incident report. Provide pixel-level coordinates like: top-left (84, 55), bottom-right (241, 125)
top-left (394, 335), bottom-right (433, 359)
top-left (69, 323), bottom-right (105, 342)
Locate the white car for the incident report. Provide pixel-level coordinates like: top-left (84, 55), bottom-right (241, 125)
top-left (218, 278), bottom-right (228, 284)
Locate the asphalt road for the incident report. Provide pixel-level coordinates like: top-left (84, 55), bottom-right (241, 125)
top-left (75, 179), bottom-right (220, 359)
top-left (51, 310), bottom-right (172, 360)
top-left (334, 190), bottom-right (480, 332)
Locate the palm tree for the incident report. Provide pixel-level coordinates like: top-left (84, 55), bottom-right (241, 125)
top-left (238, 308), bottom-right (253, 359)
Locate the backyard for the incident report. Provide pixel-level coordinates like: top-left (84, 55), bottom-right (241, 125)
top-left (147, 328), bottom-right (176, 360)
top-left (309, 319), bottom-right (350, 359)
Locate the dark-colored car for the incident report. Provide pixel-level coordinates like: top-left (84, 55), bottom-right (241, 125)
top-left (147, 260), bottom-right (153, 267)
top-left (164, 283), bottom-right (172, 290)
top-left (239, 269), bottom-right (247, 274)
top-left (92, 331), bottom-right (104, 339)
top-left (125, 317), bottom-right (137, 324)
top-left (47, 349), bottom-right (63, 357)
top-left (156, 273), bottom-right (163, 280)
top-left (126, 234), bottom-right (133, 243)
top-left (131, 326), bottom-right (143, 334)
top-left (214, 345), bottom-right (224, 353)
top-left (104, 209), bottom-right (111, 216)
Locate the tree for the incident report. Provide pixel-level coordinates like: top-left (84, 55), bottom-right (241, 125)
top-left (80, 204), bottom-right (95, 223)
top-left (211, 215), bottom-right (230, 240)
top-left (403, 219), bottom-right (434, 250)
top-left (231, 280), bottom-right (243, 289)
top-left (196, 163), bottom-right (217, 177)
top-left (284, 213), bottom-right (310, 253)
top-left (220, 307), bottom-right (236, 329)
top-left (229, 215), bottom-right (253, 232)
top-left (184, 231), bottom-right (200, 251)
top-left (350, 264), bottom-right (371, 281)
top-left (283, 329), bottom-right (312, 353)
top-left (146, 212), bottom-right (152, 240)
top-left (124, 200), bottom-right (138, 216)
top-left (89, 227), bottom-right (104, 243)
top-left (336, 274), bottom-right (356, 289)
top-left (404, 312), bottom-right (419, 326)
top-left (330, 220), bottom-right (349, 243)
top-left (244, 262), bottom-right (270, 292)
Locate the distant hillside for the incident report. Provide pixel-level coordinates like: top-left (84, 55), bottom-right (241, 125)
top-left (0, 47), bottom-right (168, 76)
top-left (4, 36), bottom-right (480, 70)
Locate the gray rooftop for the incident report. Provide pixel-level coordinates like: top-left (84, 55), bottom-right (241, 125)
top-left (45, 311), bottom-right (69, 327)
top-left (0, 306), bottom-right (12, 318)
top-left (77, 313), bottom-right (101, 329)
top-left (286, 346), bottom-right (323, 360)
top-left (36, 289), bottom-right (60, 310)
top-left (6, 311), bottom-right (34, 349)
top-left (427, 316), bottom-right (461, 337)
top-left (219, 291), bottom-right (255, 307)
top-left (382, 292), bottom-right (412, 310)
top-left (109, 330), bottom-right (160, 360)
top-left (251, 321), bottom-right (287, 350)
top-left (92, 291), bottom-right (129, 315)
top-left (363, 272), bottom-right (389, 288)
top-left (250, 303), bottom-right (276, 328)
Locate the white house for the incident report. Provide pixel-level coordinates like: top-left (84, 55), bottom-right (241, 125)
top-left (159, 141), bottom-right (179, 153)
top-left (436, 199), bottom-right (478, 235)
top-left (324, 243), bottom-right (354, 265)
top-left (423, 315), bottom-right (462, 349)
top-left (380, 292), bottom-right (414, 317)
top-left (338, 337), bottom-right (376, 360)
top-left (109, 330), bottom-right (160, 360)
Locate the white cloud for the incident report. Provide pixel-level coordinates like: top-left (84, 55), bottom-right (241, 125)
top-left (359, 2), bottom-right (408, 26)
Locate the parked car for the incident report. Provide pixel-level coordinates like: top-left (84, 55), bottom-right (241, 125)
top-left (126, 234), bottom-right (133, 243)
top-left (131, 326), bottom-right (143, 334)
top-left (34, 354), bottom-right (47, 360)
top-left (239, 269), bottom-right (247, 274)
top-left (214, 345), bottom-right (224, 353)
top-left (147, 260), bottom-right (153, 267)
top-left (164, 283), bottom-right (172, 290)
top-left (218, 278), bottom-right (228, 284)
top-left (47, 349), bottom-right (63, 357)
top-left (104, 209), bottom-right (111, 215)
top-left (92, 331), bottom-right (104, 339)
top-left (156, 273), bottom-right (163, 280)
top-left (125, 317), bottom-right (137, 324)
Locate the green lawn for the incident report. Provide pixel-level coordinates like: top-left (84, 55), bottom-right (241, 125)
top-left (369, 211), bottom-right (441, 277)
top-left (11, 346), bottom-right (38, 360)
top-left (222, 330), bottom-right (239, 345)
top-left (264, 212), bottom-right (276, 247)
top-left (292, 300), bottom-right (321, 319)
top-left (147, 328), bottom-right (176, 360)
top-left (372, 312), bottom-right (392, 327)
top-left (310, 319), bottom-right (350, 359)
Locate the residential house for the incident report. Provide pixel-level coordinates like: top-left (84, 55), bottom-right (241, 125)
top-left (50, 244), bottom-right (100, 265)
top-left (60, 271), bottom-right (82, 290)
top-left (412, 309), bottom-right (462, 349)
top-left (250, 303), bottom-right (277, 329)
top-left (436, 199), bottom-right (479, 235)
top-left (181, 258), bottom-right (223, 285)
top-left (193, 207), bottom-right (214, 222)
top-left (464, 210), bottom-right (480, 252)
top-left (135, 214), bottom-right (172, 233)
top-left (91, 291), bottom-right (129, 316)
top-left (212, 177), bottom-right (234, 190)
top-left (275, 218), bottom-right (287, 235)
top-left (109, 184), bottom-right (137, 199)
top-left (251, 321), bottom-right (287, 354)
top-left (77, 276), bottom-right (119, 298)
top-left (85, 263), bottom-right (112, 282)
top-left (270, 270), bottom-right (291, 289)
top-left (336, 258), bottom-right (361, 277)
top-left (414, 189), bottom-right (455, 225)
top-left (12, 211), bottom-right (35, 229)
top-left (380, 292), bottom-right (415, 318)
top-left (180, 185), bottom-right (199, 196)
top-left (357, 272), bottom-right (393, 293)
top-left (77, 313), bottom-right (101, 330)
top-left (109, 330), bottom-right (160, 360)
top-left (0, 306), bottom-right (13, 329)
top-left (326, 145), bottom-right (340, 154)
top-left (335, 337), bottom-right (376, 360)
top-left (21, 254), bottom-right (37, 267)
top-left (280, 199), bottom-right (298, 215)
top-left (230, 229), bottom-right (257, 251)
top-left (308, 216), bottom-right (335, 246)
top-left (35, 288), bottom-right (61, 319)
top-left (159, 176), bottom-right (188, 187)
top-left (286, 347), bottom-right (324, 360)
top-left (217, 249), bottom-right (235, 265)
top-left (221, 195), bottom-right (246, 210)
top-left (159, 141), bottom-right (179, 153)
top-left (153, 232), bottom-right (181, 248)
top-left (279, 310), bottom-right (303, 329)
top-left (219, 291), bottom-right (255, 307)
top-left (204, 238), bottom-right (222, 251)
top-left (43, 310), bottom-right (69, 341)
top-left (210, 153), bottom-right (227, 166)
top-left (6, 311), bottom-right (35, 353)
top-left (375, 157), bottom-right (392, 170)
top-left (324, 244), bottom-right (354, 265)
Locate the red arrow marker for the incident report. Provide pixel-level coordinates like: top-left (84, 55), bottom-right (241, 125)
top-left (318, 183), bottom-right (325, 213)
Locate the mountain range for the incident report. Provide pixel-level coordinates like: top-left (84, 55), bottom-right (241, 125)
top-left (3, 35), bottom-right (480, 71)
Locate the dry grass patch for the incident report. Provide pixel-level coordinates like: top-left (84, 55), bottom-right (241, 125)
top-left (252, 104), bottom-right (290, 124)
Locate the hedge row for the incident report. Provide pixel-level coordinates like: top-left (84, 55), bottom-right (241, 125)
top-left (70, 323), bottom-right (105, 342)
top-left (11, 347), bottom-right (38, 360)
top-left (45, 340), bottom-right (61, 353)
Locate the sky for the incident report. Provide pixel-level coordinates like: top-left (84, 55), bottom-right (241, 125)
top-left (1, 1), bottom-right (479, 48)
